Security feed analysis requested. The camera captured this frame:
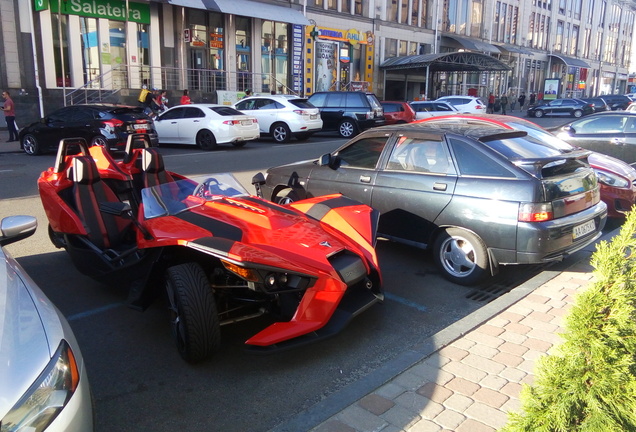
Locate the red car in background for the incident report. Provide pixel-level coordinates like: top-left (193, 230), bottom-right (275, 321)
top-left (380, 101), bottom-right (416, 124)
top-left (416, 114), bottom-right (636, 219)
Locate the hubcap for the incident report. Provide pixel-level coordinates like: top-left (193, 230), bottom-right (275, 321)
top-left (440, 236), bottom-right (476, 277)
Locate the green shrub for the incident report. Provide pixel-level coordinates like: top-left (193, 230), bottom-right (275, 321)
top-left (501, 211), bottom-right (636, 432)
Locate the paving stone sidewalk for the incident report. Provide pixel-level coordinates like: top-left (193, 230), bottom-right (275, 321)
top-left (309, 259), bottom-right (595, 432)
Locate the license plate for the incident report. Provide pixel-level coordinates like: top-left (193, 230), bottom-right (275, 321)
top-left (241, 120), bottom-right (252, 126)
top-left (573, 220), bottom-right (595, 239)
top-left (310, 114), bottom-right (318, 119)
top-left (133, 124), bottom-right (148, 130)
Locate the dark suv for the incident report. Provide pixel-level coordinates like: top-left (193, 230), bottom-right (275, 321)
top-left (307, 91), bottom-right (385, 137)
top-left (596, 94), bottom-right (631, 110)
top-left (19, 103), bottom-right (159, 155)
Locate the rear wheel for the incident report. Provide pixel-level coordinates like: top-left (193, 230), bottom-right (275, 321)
top-left (22, 134), bottom-right (41, 155)
top-left (196, 130), bottom-right (217, 150)
top-left (274, 188), bottom-right (300, 205)
top-left (533, 110), bottom-right (544, 118)
top-left (433, 228), bottom-right (489, 286)
top-left (165, 262), bottom-right (221, 363)
top-left (572, 109), bottom-right (583, 118)
top-left (90, 134), bottom-right (109, 148)
top-left (338, 119), bottom-right (358, 138)
top-left (271, 123), bottom-right (292, 143)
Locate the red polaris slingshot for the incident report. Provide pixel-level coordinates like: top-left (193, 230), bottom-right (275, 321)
top-left (38, 135), bottom-right (383, 362)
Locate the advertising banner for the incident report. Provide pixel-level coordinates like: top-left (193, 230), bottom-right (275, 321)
top-left (543, 78), bottom-right (559, 100)
top-left (315, 42), bottom-right (337, 92)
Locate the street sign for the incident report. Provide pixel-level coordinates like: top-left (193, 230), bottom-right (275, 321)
top-left (184, 28), bottom-right (191, 43)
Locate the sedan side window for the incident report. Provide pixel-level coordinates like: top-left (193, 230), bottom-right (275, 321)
top-left (387, 137), bottom-right (453, 174)
top-left (160, 108), bottom-right (185, 120)
top-left (336, 136), bottom-right (389, 169)
top-left (184, 107), bottom-right (205, 118)
top-left (572, 116), bottom-right (624, 133)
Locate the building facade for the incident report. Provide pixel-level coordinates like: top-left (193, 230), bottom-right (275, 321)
top-left (0, 0), bottom-right (634, 124)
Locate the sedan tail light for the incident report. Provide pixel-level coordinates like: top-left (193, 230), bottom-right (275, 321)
top-left (518, 202), bottom-right (554, 222)
top-left (103, 119), bottom-right (124, 129)
top-left (293, 109), bottom-right (307, 116)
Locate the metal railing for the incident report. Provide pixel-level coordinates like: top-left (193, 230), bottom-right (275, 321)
top-left (65, 65), bottom-right (299, 106)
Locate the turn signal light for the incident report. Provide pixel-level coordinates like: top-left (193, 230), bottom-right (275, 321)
top-left (221, 260), bottom-right (259, 281)
top-left (518, 202), bottom-right (554, 222)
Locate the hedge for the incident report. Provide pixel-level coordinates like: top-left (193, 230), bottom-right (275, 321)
top-left (501, 210), bottom-right (636, 432)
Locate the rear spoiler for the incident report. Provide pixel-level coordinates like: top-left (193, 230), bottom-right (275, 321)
top-left (511, 149), bottom-right (592, 178)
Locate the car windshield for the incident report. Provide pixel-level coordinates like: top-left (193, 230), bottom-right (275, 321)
top-left (141, 173), bottom-right (249, 219)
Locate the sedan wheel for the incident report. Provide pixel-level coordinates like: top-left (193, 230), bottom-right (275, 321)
top-left (433, 228), bottom-right (488, 286)
top-left (271, 123), bottom-right (291, 143)
top-left (196, 130), bottom-right (217, 150)
top-left (90, 135), bottom-right (109, 148)
top-left (338, 120), bottom-right (358, 138)
top-left (572, 109), bottom-right (583, 118)
top-left (165, 262), bottom-right (221, 363)
top-left (533, 110), bottom-right (544, 118)
top-left (22, 134), bottom-right (41, 155)
top-left (275, 188), bottom-right (300, 205)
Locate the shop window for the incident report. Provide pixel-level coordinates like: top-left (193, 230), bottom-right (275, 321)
top-left (236, 16), bottom-right (252, 92)
top-left (79, 17), bottom-right (99, 87)
top-left (261, 21), bottom-right (289, 93)
top-left (52, 13), bottom-right (71, 87)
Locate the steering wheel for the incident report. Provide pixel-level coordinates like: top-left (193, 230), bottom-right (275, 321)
top-left (193, 178), bottom-right (221, 199)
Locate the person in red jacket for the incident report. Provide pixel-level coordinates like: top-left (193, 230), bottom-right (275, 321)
top-left (180, 89), bottom-right (192, 105)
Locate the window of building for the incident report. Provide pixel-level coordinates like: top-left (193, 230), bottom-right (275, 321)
top-left (342, 0), bottom-right (351, 13)
top-left (493, 2), bottom-right (501, 41)
top-left (328, 0), bottom-right (337, 10)
top-left (570, 25), bottom-right (578, 56)
top-left (421, 0), bottom-right (429, 27)
top-left (400, 0), bottom-right (409, 23)
top-left (573, 0), bottom-right (581, 19)
top-left (388, 0), bottom-right (399, 22)
top-left (384, 37), bottom-right (398, 60)
top-left (52, 13), bottom-right (70, 87)
top-left (235, 16), bottom-right (252, 92)
top-left (262, 21), bottom-right (289, 94)
top-left (470, 0), bottom-right (482, 38)
top-left (558, 0), bottom-right (566, 14)
top-left (458, 0), bottom-right (469, 33)
top-left (354, 0), bottom-right (369, 16)
top-left (510, 6), bottom-right (518, 44)
top-left (79, 17), bottom-right (99, 87)
top-left (410, 0), bottom-right (420, 26)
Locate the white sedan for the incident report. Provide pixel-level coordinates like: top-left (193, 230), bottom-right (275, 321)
top-left (154, 104), bottom-right (260, 150)
top-left (0, 216), bottom-right (94, 432)
top-left (409, 101), bottom-right (458, 120)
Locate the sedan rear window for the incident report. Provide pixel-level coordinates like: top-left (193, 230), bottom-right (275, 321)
top-left (210, 106), bottom-right (244, 116)
top-left (480, 134), bottom-right (568, 159)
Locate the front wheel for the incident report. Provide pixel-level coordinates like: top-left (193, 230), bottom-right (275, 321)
top-left (274, 188), bottom-right (300, 205)
top-left (196, 130), bottom-right (217, 150)
top-left (533, 110), bottom-right (544, 118)
top-left (433, 228), bottom-right (489, 286)
top-left (572, 109), bottom-right (583, 118)
top-left (338, 120), bottom-right (358, 138)
top-left (271, 123), bottom-right (292, 143)
top-left (22, 134), bottom-right (41, 155)
top-left (90, 134), bottom-right (109, 148)
top-left (165, 263), bottom-right (221, 363)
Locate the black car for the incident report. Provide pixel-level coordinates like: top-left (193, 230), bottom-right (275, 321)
top-left (19, 103), bottom-right (159, 155)
top-left (549, 111), bottom-right (636, 163)
top-left (581, 97), bottom-right (610, 113)
top-left (595, 94), bottom-right (631, 110)
top-left (307, 91), bottom-right (385, 138)
top-left (256, 123), bottom-right (607, 285)
top-left (527, 98), bottom-right (594, 118)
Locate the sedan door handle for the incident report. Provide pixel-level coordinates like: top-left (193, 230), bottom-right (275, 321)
top-left (612, 137), bottom-right (625, 145)
top-left (433, 182), bottom-right (447, 191)
top-left (359, 175), bottom-right (371, 183)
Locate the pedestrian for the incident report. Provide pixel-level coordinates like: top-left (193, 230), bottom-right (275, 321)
top-left (487, 92), bottom-right (495, 114)
top-left (518, 93), bottom-right (526, 111)
top-left (509, 93), bottom-right (517, 112)
top-left (243, 88), bottom-right (252, 99)
top-left (180, 89), bottom-right (192, 105)
top-left (529, 92), bottom-right (536, 106)
top-left (500, 93), bottom-right (509, 115)
top-left (156, 90), bottom-right (169, 113)
top-left (2, 90), bottom-right (17, 142)
top-left (143, 88), bottom-right (160, 117)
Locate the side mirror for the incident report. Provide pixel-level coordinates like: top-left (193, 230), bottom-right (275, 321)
top-left (251, 172), bottom-right (266, 198)
top-left (319, 153), bottom-right (339, 169)
top-left (563, 125), bottom-right (575, 134)
top-left (0, 216), bottom-right (37, 247)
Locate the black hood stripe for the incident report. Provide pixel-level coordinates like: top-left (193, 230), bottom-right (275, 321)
top-left (176, 211), bottom-right (243, 241)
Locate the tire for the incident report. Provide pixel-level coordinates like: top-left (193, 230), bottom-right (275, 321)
top-left (22, 134), bottom-right (41, 155)
top-left (90, 135), bottom-right (109, 148)
top-left (196, 130), bottom-right (217, 150)
top-left (271, 123), bottom-right (292, 143)
top-left (165, 263), bottom-right (221, 363)
top-left (274, 188), bottom-right (300, 205)
top-left (533, 110), bottom-right (544, 118)
top-left (338, 119), bottom-right (358, 138)
top-left (572, 109), bottom-right (583, 118)
top-left (433, 228), bottom-right (489, 286)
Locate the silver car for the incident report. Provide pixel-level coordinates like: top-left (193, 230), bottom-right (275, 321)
top-left (0, 216), bottom-right (93, 431)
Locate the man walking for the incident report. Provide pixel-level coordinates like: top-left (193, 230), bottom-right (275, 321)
top-left (518, 93), bottom-right (526, 111)
top-left (500, 93), bottom-right (509, 115)
top-left (2, 90), bottom-right (17, 142)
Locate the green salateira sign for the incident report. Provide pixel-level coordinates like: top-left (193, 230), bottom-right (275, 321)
top-left (34, 0), bottom-right (150, 24)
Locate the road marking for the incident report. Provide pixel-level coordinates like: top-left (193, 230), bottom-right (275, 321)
top-left (67, 303), bottom-right (122, 321)
top-left (384, 292), bottom-right (428, 312)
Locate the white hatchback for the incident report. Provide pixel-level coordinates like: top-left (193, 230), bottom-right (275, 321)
top-left (154, 104), bottom-right (259, 150)
top-left (410, 101), bottom-right (458, 120)
top-left (234, 95), bottom-right (323, 143)
top-left (435, 95), bottom-right (487, 114)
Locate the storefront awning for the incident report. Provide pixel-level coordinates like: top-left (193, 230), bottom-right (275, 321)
top-left (442, 35), bottom-right (501, 54)
top-left (381, 52), bottom-right (511, 73)
top-left (166, 0), bottom-right (309, 25)
top-left (495, 44), bottom-right (534, 56)
top-left (548, 54), bottom-right (590, 68)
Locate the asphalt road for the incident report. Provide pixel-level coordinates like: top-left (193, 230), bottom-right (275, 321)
top-left (0, 116), bottom-right (603, 432)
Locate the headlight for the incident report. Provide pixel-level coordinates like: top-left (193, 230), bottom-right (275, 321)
top-left (1, 340), bottom-right (80, 432)
top-left (594, 169), bottom-right (630, 188)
